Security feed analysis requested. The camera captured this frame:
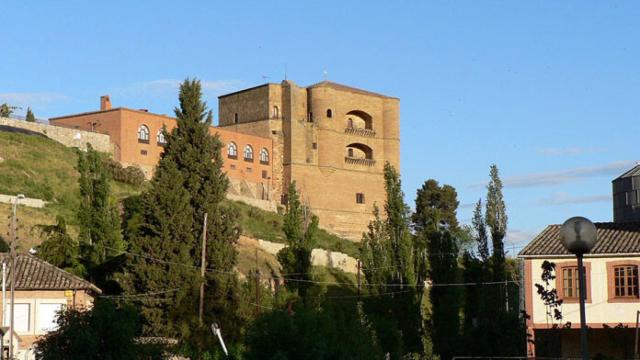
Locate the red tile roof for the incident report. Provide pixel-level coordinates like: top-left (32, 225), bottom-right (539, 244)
top-left (0, 253), bottom-right (101, 293)
top-left (519, 221), bottom-right (640, 257)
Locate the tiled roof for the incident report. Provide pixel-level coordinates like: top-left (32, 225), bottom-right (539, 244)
top-left (0, 253), bottom-right (101, 293)
top-left (518, 221), bottom-right (640, 257)
top-left (615, 164), bottom-right (640, 180)
top-left (307, 81), bottom-right (397, 99)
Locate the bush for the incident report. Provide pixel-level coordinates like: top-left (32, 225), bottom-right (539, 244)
top-left (103, 158), bottom-right (145, 186)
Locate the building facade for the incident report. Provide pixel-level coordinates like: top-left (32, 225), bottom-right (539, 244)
top-left (0, 254), bottom-right (101, 360)
top-left (49, 96), bottom-right (276, 202)
top-left (218, 80), bottom-right (400, 240)
top-left (519, 164), bottom-right (640, 358)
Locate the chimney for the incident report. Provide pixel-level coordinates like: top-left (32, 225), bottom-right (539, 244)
top-left (100, 95), bottom-right (112, 111)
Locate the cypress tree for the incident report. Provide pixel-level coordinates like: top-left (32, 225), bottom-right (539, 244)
top-left (36, 216), bottom-right (85, 276)
top-left (25, 107), bottom-right (36, 122)
top-left (414, 179), bottom-right (461, 360)
top-left (277, 181), bottom-right (318, 301)
top-left (76, 144), bottom-right (124, 273)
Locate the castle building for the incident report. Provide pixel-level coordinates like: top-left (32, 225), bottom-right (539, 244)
top-left (49, 80), bottom-right (400, 241)
top-left (217, 80), bottom-right (400, 240)
top-left (49, 96), bottom-right (275, 202)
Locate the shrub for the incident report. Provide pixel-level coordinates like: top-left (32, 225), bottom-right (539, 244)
top-left (103, 158), bottom-right (145, 186)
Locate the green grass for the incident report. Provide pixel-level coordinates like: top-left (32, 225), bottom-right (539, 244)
top-left (0, 128), bottom-right (358, 259)
top-left (227, 200), bottom-right (361, 258)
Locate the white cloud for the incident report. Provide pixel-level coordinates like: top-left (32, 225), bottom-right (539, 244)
top-left (535, 146), bottom-right (605, 156)
top-left (505, 229), bottom-right (538, 253)
top-left (496, 160), bottom-right (637, 188)
top-left (536, 192), bottom-right (611, 206)
top-left (0, 92), bottom-right (69, 107)
top-left (114, 79), bottom-right (242, 97)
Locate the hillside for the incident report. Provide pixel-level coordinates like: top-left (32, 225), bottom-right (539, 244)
top-left (0, 127), bottom-right (359, 275)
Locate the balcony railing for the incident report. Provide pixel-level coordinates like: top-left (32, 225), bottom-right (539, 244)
top-left (344, 127), bottom-right (376, 137)
top-left (345, 157), bottom-right (376, 166)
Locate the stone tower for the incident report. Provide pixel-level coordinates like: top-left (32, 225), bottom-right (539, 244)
top-left (218, 80), bottom-right (400, 240)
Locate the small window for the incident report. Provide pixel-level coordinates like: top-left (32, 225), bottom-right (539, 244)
top-left (308, 112), bottom-right (314, 122)
top-left (262, 170), bottom-right (268, 179)
top-left (157, 129), bottom-right (166, 145)
top-left (356, 193), bottom-right (365, 204)
top-left (260, 148), bottom-right (269, 164)
top-left (326, 109), bottom-right (333, 118)
top-left (230, 164), bottom-right (236, 170)
top-left (347, 118), bottom-right (354, 128)
top-left (228, 142), bottom-right (238, 158)
top-left (273, 106), bottom-right (279, 118)
top-left (614, 265), bottom-right (639, 298)
top-left (244, 145), bottom-right (254, 161)
top-left (312, 142), bottom-right (317, 150)
top-left (234, 113), bottom-right (239, 124)
top-left (348, 148), bottom-right (354, 158)
top-left (562, 267), bottom-right (580, 299)
top-left (271, 130), bottom-right (277, 135)
top-left (140, 150), bottom-right (148, 156)
top-left (138, 125), bottom-right (150, 143)
top-left (246, 167), bottom-right (252, 173)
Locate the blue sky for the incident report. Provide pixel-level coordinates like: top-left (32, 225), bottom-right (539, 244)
top-left (2, 1), bottom-right (639, 252)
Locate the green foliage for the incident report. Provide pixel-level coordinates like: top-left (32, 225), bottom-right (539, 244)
top-left (244, 303), bottom-right (384, 360)
top-left (0, 103), bottom-right (12, 118)
top-left (103, 158), bottom-right (145, 186)
top-left (36, 216), bottom-right (85, 276)
top-left (76, 144), bottom-right (125, 271)
top-left (0, 235), bottom-right (9, 252)
top-left (34, 300), bottom-right (159, 360)
top-left (360, 162), bottom-right (423, 357)
top-left (277, 181), bottom-right (318, 301)
top-left (414, 179), bottom-right (461, 360)
top-left (486, 164), bottom-right (507, 282)
top-left (25, 107), bottom-right (36, 122)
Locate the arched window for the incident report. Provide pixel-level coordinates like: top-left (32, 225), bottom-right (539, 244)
top-left (273, 106), bottom-right (279, 118)
top-left (345, 110), bottom-right (373, 130)
top-left (156, 129), bottom-right (166, 144)
top-left (227, 142), bottom-right (237, 158)
top-left (234, 113), bottom-right (239, 124)
top-left (260, 148), bottom-right (269, 164)
top-left (138, 125), bottom-right (150, 143)
top-left (345, 143), bottom-right (373, 160)
top-left (244, 145), bottom-right (254, 161)
top-left (326, 109), bottom-right (333, 118)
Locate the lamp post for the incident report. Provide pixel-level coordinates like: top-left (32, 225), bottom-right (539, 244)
top-left (559, 216), bottom-right (597, 360)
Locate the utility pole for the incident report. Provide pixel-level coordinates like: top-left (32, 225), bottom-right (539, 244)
top-left (255, 249), bottom-right (260, 315)
top-left (505, 279), bottom-right (509, 312)
top-left (199, 213), bottom-right (208, 326)
top-left (9, 194), bottom-right (23, 360)
top-left (356, 260), bottom-right (361, 301)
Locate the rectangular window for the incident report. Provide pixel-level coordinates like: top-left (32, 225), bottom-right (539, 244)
top-left (356, 193), bottom-right (365, 204)
top-left (262, 170), bottom-right (268, 179)
top-left (140, 150), bottom-right (147, 156)
top-left (38, 303), bottom-right (65, 332)
top-left (246, 167), bottom-right (252, 173)
top-left (312, 142), bottom-right (317, 149)
top-left (562, 267), bottom-right (580, 298)
top-left (614, 265), bottom-right (639, 298)
top-left (230, 164), bottom-right (236, 170)
top-left (4, 303), bottom-right (30, 332)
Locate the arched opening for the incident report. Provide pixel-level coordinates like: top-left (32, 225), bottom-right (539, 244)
top-left (326, 109), bottom-right (333, 118)
top-left (156, 129), bottom-right (166, 144)
top-left (345, 143), bottom-right (373, 160)
top-left (345, 110), bottom-right (372, 130)
top-left (260, 148), bottom-right (269, 164)
top-left (227, 142), bottom-right (237, 158)
top-left (272, 106), bottom-right (279, 118)
top-left (137, 125), bottom-right (150, 143)
top-left (244, 144), bottom-right (254, 161)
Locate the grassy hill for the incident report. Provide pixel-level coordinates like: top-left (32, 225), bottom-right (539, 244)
top-left (0, 127), bottom-right (359, 274)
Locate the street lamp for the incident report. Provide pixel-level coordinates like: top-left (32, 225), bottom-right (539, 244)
top-left (559, 216), bottom-right (597, 360)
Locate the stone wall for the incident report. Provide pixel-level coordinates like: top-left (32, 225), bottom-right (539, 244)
top-left (256, 238), bottom-right (358, 274)
top-left (0, 194), bottom-right (46, 208)
top-left (0, 117), bottom-right (113, 153)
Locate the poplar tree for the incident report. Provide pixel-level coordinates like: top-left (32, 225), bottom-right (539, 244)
top-left (472, 199), bottom-right (489, 262)
top-left (25, 107), bottom-right (36, 122)
top-left (277, 181), bottom-right (318, 301)
top-left (485, 164), bottom-right (507, 282)
top-left (76, 144), bottom-right (124, 272)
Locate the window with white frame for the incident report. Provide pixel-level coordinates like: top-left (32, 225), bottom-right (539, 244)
top-left (157, 129), bottom-right (166, 144)
top-left (244, 145), bottom-right (254, 161)
top-left (228, 142), bottom-right (238, 158)
top-left (4, 303), bottom-right (30, 332)
top-left (138, 125), bottom-right (150, 143)
top-left (38, 303), bottom-right (65, 332)
top-left (260, 148), bottom-right (269, 164)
